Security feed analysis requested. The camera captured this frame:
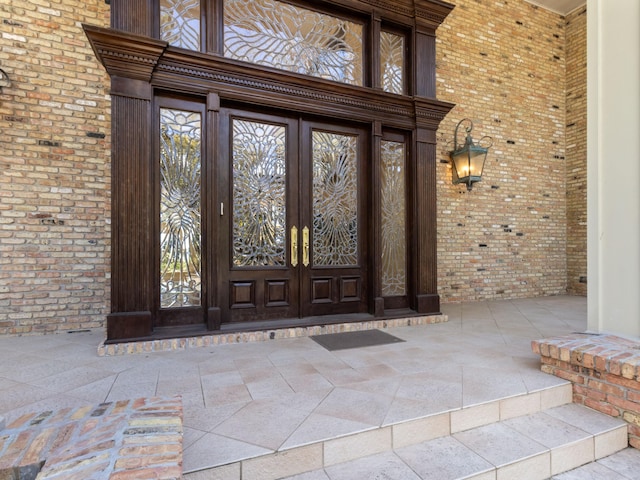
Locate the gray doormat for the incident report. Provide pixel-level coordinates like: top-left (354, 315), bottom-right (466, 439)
top-left (310, 329), bottom-right (405, 351)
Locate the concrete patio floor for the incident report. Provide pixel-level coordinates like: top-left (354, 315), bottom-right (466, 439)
top-left (1, 295), bottom-right (639, 479)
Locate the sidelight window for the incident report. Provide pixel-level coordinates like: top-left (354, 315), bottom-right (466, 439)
top-left (159, 108), bottom-right (203, 308)
top-left (380, 139), bottom-right (407, 296)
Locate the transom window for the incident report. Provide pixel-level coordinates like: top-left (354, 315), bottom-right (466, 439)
top-left (225, 0), bottom-right (363, 85)
top-left (159, 0), bottom-right (406, 94)
top-left (160, 0), bottom-right (201, 51)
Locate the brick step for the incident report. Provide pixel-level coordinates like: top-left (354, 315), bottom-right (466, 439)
top-left (0, 397), bottom-right (183, 480)
top-left (184, 383), bottom-right (628, 480)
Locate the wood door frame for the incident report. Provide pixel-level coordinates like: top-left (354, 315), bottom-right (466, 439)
top-left (85, 0), bottom-right (456, 342)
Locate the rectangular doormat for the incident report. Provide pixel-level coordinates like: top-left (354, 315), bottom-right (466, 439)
top-left (310, 329), bottom-right (405, 351)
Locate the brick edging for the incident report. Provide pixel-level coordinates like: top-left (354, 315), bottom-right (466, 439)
top-left (532, 334), bottom-right (640, 448)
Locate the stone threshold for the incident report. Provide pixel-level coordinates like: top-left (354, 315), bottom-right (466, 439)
top-left (98, 314), bottom-right (447, 356)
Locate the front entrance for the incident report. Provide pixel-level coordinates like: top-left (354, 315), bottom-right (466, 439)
top-left (219, 110), bottom-right (369, 323)
top-left (86, 0), bottom-right (455, 342)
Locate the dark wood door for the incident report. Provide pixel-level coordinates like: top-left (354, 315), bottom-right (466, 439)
top-left (219, 110), bottom-right (368, 323)
top-left (218, 110), bottom-right (300, 323)
top-left (299, 120), bottom-right (369, 318)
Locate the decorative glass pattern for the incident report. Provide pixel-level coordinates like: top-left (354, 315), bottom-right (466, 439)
top-left (232, 120), bottom-right (287, 267)
top-left (312, 131), bottom-right (358, 266)
top-left (381, 140), bottom-right (407, 296)
top-left (380, 31), bottom-right (404, 95)
top-left (224, 0), bottom-right (363, 86)
top-left (160, 108), bottom-right (202, 308)
top-left (160, 0), bottom-right (200, 51)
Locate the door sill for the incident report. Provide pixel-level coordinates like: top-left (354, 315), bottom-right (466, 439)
top-left (105, 309), bottom-right (439, 344)
top-left (219, 313), bottom-right (374, 333)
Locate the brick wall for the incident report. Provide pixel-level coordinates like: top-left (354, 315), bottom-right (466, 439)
top-left (0, 0), bottom-right (587, 335)
top-left (0, 1), bottom-right (111, 334)
top-left (565, 6), bottom-right (587, 295)
top-left (436, 0), bottom-right (572, 302)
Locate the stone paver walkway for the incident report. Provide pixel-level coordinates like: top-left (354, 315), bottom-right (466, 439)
top-left (3, 295), bottom-right (638, 478)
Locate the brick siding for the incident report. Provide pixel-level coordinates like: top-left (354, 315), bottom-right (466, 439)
top-left (0, 0), bottom-right (587, 335)
top-left (0, 1), bottom-right (111, 334)
top-left (565, 6), bottom-right (587, 295)
top-left (436, 0), bottom-right (582, 302)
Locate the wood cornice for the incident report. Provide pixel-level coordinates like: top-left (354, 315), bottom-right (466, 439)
top-left (83, 25), bottom-right (453, 130)
top-left (414, 96), bottom-right (456, 130)
top-left (317, 0), bottom-right (454, 26)
top-left (83, 24), bottom-right (167, 82)
top-left (155, 47), bottom-right (420, 127)
top-left (414, 0), bottom-right (455, 30)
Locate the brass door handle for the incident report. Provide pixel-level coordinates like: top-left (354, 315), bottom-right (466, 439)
top-left (291, 226), bottom-right (298, 267)
top-left (302, 226), bottom-right (310, 267)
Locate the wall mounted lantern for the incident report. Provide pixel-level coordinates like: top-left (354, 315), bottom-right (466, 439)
top-left (0, 68), bottom-right (10, 91)
top-left (449, 118), bottom-right (492, 191)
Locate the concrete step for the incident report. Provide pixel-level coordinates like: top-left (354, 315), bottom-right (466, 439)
top-left (281, 402), bottom-right (628, 480)
top-left (553, 447), bottom-right (640, 479)
top-left (184, 383), bottom-right (629, 480)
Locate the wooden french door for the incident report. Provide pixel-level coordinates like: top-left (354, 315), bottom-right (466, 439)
top-left (218, 109), bottom-right (369, 324)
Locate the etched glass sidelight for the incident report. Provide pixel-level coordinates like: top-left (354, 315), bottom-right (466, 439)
top-left (312, 131), bottom-right (358, 267)
top-left (380, 31), bottom-right (404, 95)
top-left (380, 140), bottom-right (407, 296)
top-left (224, 0), bottom-right (363, 86)
top-left (160, 108), bottom-right (202, 308)
top-left (232, 120), bottom-right (287, 267)
top-left (160, 0), bottom-right (201, 51)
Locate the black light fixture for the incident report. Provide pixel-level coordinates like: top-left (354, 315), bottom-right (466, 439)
top-left (449, 118), bottom-right (492, 191)
top-left (0, 68), bottom-right (10, 92)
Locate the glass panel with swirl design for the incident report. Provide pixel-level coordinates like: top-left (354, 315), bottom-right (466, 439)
top-left (232, 120), bottom-right (287, 267)
top-left (381, 140), bottom-right (407, 296)
top-left (160, 0), bottom-right (201, 51)
top-left (224, 0), bottom-right (363, 86)
top-left (380, 31), bottom-right (404, 95)
top-left (312, 131), bottom-right (358, 267)
top-left (160, 108), bottom-right (202, 308)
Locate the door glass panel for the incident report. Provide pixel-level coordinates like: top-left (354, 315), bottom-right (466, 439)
top-left (160, 108), bottom-right (202, 308)
top-left (232, 119), bottom-right (287, 267)
top-left (380, 31), bottom-right (404, 95)
top-left (381, 140), bottom-right (407, 296)
top-left (224, 0), bottom-right (363, 86)
top-left (312, 131), bottom-right (358, 267)
top-left (160, 0), bottom-right (201, 50)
